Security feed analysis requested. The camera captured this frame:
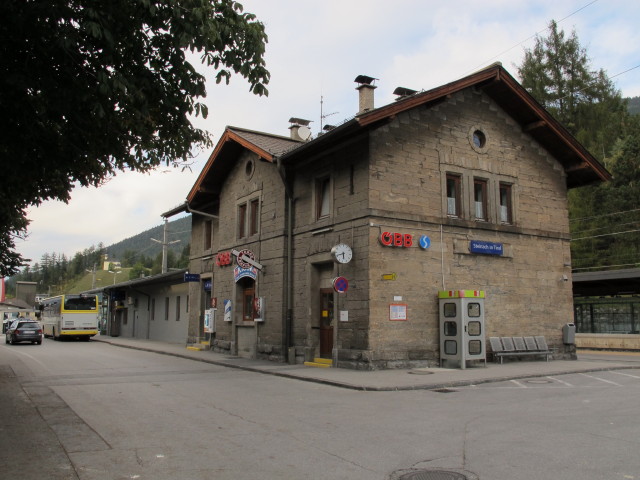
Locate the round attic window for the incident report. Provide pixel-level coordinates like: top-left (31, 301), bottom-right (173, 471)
top-left (245, 158), bottom-right (255, 179)
top-left (468, 126), bottom-right (489, 153)
top-left (473, 130), bottom-right (486, 148)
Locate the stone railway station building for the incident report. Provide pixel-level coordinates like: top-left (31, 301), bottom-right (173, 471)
top-left (175, 64), bottom-right (609, 369)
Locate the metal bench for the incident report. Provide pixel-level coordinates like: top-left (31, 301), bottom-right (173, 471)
top-left (489, 336), bottom-right (553, 364)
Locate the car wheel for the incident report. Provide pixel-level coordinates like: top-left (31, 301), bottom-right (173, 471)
top-left (5, 336), bottom-right (8, 344)
top-left (36, 341), bottom-right (42, 345)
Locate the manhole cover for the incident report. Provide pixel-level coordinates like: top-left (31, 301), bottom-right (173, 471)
top-left (398, 470), bottom-right (468, 480)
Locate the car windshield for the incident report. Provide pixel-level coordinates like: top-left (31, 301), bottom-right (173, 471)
top-left (64, 295), bottom-right (97, 310)
top-left (17, 322), bottom-right (39, 329)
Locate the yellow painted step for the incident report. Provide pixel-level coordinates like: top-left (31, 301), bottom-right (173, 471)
top-left (304, 357), bottom-right (333, 368)
top-left (187, 345), bottom-right (205, 351)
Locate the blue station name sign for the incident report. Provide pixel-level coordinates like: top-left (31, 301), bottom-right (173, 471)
top-left (469, 240), bottom-right (503, 256)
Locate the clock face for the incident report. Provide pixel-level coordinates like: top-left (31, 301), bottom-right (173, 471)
top-left (331, 243), bottom-right (352, 264)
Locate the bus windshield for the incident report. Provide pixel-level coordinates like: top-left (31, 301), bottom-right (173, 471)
top-left (63, 295), bottom-right (97, 311)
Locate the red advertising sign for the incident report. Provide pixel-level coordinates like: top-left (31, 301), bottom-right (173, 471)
top-left (216, 251), bottom-right (232, 266)
top-left (379, 231), bottom-right (413, 247)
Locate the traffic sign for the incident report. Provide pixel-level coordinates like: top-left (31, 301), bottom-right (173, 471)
top-left (333, 276), bottom-right (349, 293)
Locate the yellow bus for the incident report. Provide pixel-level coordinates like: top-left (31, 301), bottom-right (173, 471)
top-left (38, 294), bottom-right (99, 340)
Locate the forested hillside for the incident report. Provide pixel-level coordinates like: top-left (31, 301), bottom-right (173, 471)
top-left (7, 216), bottom-right (192, 297)
top-left (106, 215), bottom-right (191, 260)
top-left (628, 96), bottom-right (640, 116)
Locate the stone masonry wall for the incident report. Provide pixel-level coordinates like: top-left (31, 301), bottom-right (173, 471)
top-left (190, 150), bottom-right (289, 361)
top-left (363, 87), bottom-right (574, 368)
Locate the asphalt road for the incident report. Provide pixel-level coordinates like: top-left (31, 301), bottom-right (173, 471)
top-left (1, 339), bottom-right (639, 480)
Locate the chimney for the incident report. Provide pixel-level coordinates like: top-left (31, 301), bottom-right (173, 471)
top-left (288, 117), bottom-right (312, 141)
top-left (393, 86), bottom-right (418, 101)
top-left (354, 75), bottom-right (378, 114)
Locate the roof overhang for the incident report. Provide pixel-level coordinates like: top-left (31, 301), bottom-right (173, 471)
top-left (573, 268), bottom-right (640, 297)
top-left (83, 269), bottom-right (189, 294)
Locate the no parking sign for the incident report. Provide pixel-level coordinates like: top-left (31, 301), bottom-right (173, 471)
top-left (333, 276), bottom-right (349, 294)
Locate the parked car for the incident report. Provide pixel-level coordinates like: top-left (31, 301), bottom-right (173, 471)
top-left (5, 320), bottom-right (43, 345)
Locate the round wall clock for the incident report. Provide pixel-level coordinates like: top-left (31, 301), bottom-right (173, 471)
top-left (330, 243), bottom-right (353, 264)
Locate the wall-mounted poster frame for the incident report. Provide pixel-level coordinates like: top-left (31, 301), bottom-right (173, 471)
top-left (389, 303), bottom-right (408, 321)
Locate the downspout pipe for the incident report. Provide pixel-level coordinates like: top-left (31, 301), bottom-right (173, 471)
top-left (275, 156), bottom-right (294, 363)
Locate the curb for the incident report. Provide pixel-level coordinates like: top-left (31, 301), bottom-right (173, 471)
top-left (92, 338), bottom-right (640, 392)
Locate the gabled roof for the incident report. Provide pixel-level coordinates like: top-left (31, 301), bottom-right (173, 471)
top-left (281, 64), bottom-right (610, 188)
top-left (187, 64), bottom-right (610, 211)
top-left (187, 127), bottom-right (300, 209)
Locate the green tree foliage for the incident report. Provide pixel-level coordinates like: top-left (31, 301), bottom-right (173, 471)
top-left (0, 0), bottom-right (269, 276)
top-left (518, 20), bottom-right (628, 159)
top-left (628, 97), bottom-right (640, 116)
top-left (129, 262), bottom-right (151, 280)
top-left (518, 20), bottom-right (637, 271)
top-left (570, 118), bottom-right (640, 270)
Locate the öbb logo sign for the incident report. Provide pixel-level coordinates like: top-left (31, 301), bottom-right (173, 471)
top-left (379, 231), bottom-right (413, 248)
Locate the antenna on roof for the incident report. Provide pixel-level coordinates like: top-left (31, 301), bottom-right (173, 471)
top-left (320, 95), bottom-right (338, 133)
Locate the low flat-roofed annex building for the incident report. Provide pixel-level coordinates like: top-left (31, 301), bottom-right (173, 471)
top-left (86, 269), bottom-right (189, 343)
top-left (181, 64), bottom-right (609, 369)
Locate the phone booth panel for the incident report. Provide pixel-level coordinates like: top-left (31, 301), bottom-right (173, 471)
top-left (438, 290), bottom-right (486, 369)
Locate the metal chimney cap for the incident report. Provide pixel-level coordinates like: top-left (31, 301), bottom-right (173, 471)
top-left (393, 86), bottom-right (418, 97)
top-left (354, 75), bottom-right (378, 86)
top-left (288, 117), bottom-right (312, 126)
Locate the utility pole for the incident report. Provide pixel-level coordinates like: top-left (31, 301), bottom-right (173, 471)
top-left (151, 218), bottom-right (180, 273)
top-left (86, 263), bottom-right (97, 289)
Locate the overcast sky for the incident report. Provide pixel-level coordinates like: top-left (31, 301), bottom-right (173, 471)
top-left (15, 0), bottom-right (640, 267)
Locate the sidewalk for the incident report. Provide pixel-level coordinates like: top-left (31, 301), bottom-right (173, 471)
top-left (92, 335), bottom-right (640, 391)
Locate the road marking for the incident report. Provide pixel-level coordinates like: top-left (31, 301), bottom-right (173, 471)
top-left (610, 371), bottom-right (640, 379)
top-left (579, 373), bottom-right (623, 386)
top-left (546, 376), bottom-right (574, 387)
top-left (510, 379), bottom-right (527, 388)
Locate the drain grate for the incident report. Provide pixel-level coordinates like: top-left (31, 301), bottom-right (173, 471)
top-left (432, 388), bottom-right (457, 393)
top-left (525, 379), bottom-right (553, 384)
top-left (398, 470), bottom-right (469, 480)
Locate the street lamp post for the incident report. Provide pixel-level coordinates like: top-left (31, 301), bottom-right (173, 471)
top-left (108, 270), bottom-right (122, 285)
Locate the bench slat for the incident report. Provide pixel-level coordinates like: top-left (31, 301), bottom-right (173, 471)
top-left (501, 337), bottom-right (515, 352)
top-left (513, 336), bottom-right (526, 351)
top-left (489, 337), bottom-right (503, 353)
top-left (535, 336), bottom-right (550, 351)
top-left (524, 336), bottom-right (537, 351)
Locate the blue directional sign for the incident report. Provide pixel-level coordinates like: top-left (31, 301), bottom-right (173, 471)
top-left (419, 235), bottom-right (431, 249)
top-left (469, 240), bottom-right (503, 256)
